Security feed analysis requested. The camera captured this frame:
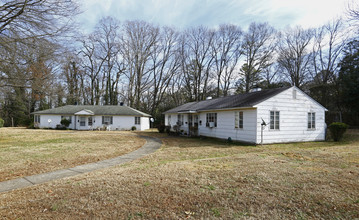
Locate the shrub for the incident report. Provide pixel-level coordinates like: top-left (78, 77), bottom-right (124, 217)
top-left (131, 126), bottom-right (137, 131)
top-left (157, 124), bottom-right (166, 133)
top-left (27, 122), bottom-right (36, 129)
top-left (165, 126), bottom-right (171, 134)
top-left (0, 118), bottom-right (4, 128)
top-left (56, 124), bottom-right (67, 130)
top-left (328, 122), bottom-right (348, 142)
top-left (60, 118), bottom-right (71, 127)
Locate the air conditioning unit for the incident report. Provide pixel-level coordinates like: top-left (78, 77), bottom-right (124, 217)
top-left (209, 122), bottom-right (215, 128)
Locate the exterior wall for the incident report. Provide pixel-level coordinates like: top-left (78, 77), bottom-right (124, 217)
top-left (37, 115), bottom-right (62, 129)
top-left (165, 113), bottom-right (178, 127)
top-left (36, 114), bottom-right (150, 131)
top-left (140, 117), bottom-right (150, 131)
top-left (165, 113), bottom-right (190, 133)
top-left (165, 109), bottom-right (257, 143)
top-left (197, 109), bottom-right (257, 143)
top-left (255, 87), bottom-right (326, 144)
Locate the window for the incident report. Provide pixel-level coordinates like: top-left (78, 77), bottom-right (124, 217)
top-left (270, 111), bottom-right (280, 130)
top-left (102, 116), bottom-right (113, 125)
top-left (80, 117), bottom-right (86, 126)
top-left (177, 114), bottom-right (184, 125)
top-left (88, 117), bottom-right (93, 126)
top-left (194, 115), bottom-right (198, 124)
top-left (135, 117), bottom-right (141, 125)
top-left (168, 115), bottom-right (171, 125)
top-left (308, 112), bottom-right (316, 129)
top-left (61, 116), bottom-right (72, 124)
top-left (235, 112), bottom-right (243, 129)
top-left (206, 113), bottom-right (217, 127)
top-left (34, 115), bottom-right (40, 123)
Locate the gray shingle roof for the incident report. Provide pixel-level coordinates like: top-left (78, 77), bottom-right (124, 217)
top-left (164, 87), bottom-right (290, 114)
top-left (32, 105), bottom-right (151, 117)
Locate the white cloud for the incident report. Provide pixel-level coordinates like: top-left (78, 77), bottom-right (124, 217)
top-left (76, 0), bottom-right (349, 32)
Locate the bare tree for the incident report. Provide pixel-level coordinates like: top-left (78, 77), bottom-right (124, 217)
top-left (347, 0), bottom-right (359, 21)
top-left (212, 24), bottom-right (242, 96)
top-left (310, 18), bottom-right (347, 108)
top-left (180, 26), bottom-right (215, 101)
top-left (79, 34), bottom-right (105, 105)
top-left (0, 0), bottom-right (79, 38)
top-left (0, 0), bottom-right (80, 90)
top-left (93, 17), bottom-right (122, 105)
top-left (146, 27), bottom-right (181, 115)
top-left (62, 55), bottom-right (83, 105)
top-left (120, 20), bottom-right (160, 109)
top-left (239, 22), bottom-right (277, 92)
top-left (277, 26), bottom-right (315, 88)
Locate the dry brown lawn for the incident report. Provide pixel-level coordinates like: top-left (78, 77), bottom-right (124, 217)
top-left (0, 129), bottom-right (358, 219)
top-left (0, 128), bottom-right (145, 181)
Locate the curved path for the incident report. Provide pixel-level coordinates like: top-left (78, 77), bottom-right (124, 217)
top-left (0, 135), bottom-right (161, 193)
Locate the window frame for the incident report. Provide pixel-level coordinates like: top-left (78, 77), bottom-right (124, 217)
top-left (270, 111), bottom-right (280, 130)
top-left (307, 112), bottom-right (316, 130)
top-left (79, 116), bottom-right (86, 127)
top-left (235, 111), bottom-right (244, 129)
top-left (177, 114), bottom-right (181, 125)
top-left (135, 116), bottom-right (141, 125)
top-left (102, 116), bottom-right (113, 125)
top-left (34, 115), bottom-right (40, 123)
top-left (206, 113), bottom-right (217, 127)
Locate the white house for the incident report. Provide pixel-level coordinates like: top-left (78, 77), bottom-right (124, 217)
top-left (32, 105), bottom-right (151, 131)
top-left (164, 86), bottom-right (327, 144)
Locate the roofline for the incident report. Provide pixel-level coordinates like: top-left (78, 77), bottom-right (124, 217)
top-left (165, 107), bottom-right (257, 114)
top-left (31, 113), bottom-right (151, 117)
top-left (293, 86), bottom-right (328, 111)
top-left (163, 86), bottom-right (291, 114)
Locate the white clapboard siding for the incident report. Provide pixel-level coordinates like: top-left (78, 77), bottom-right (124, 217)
top-left (198, 109), bottom-right (257, 143)
top-left (255, 87), bottom-right (326, 144)
top-left (37, 115), bottom-right (149, 131)
top-left (164, 86), bottom-right (327, 144)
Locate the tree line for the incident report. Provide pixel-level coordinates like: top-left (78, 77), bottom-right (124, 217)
top-left (0, 0), bottom-right (358, 126)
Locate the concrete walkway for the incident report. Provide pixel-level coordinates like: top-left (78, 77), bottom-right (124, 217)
top-left (0, 135), bottom-right (161, 193)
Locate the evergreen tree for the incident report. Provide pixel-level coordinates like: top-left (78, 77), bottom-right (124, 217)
top-left (338, 40), bottom-right (359, 113)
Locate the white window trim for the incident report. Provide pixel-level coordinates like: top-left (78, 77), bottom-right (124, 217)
top-left (206, 113), bottom-right (217, 127)
top-left (270, 111), bottom-right (280, 130)
top-left (103, 116), bottom-right (113, 125)
top-left (80, 116), bottom-right (86, 126)
top-left (307, 112), bottom-right (316, 130)
top-left (235, 111), bottom-right (243, 129)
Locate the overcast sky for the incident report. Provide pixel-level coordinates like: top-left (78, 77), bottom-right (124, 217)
top-left (77, 0), bottom-right (349, 32)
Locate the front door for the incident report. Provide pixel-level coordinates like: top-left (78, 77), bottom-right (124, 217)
top-left (189, 114), bottom-right (199, 136)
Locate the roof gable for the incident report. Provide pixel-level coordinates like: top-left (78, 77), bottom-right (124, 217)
top-left (74, 109), bottom-right (94, 115)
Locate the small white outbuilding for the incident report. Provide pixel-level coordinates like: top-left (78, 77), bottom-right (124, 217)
top-left (164, 86), bottom-right (327, 144)
top-left (32, 105), bottom-right (151, 131)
